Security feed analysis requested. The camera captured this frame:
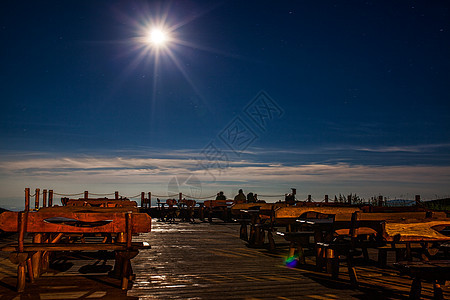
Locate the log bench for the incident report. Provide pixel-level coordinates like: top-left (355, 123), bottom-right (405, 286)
top-left (0, 207), bottom-right (151, 292)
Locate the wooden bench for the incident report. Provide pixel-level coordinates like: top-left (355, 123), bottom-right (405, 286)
top-left (231, 203), bottom-right (289, 249)
top-left (0, 207), bottom-right (151, 292)
top-left (394, 260), bottom-right (450, 300)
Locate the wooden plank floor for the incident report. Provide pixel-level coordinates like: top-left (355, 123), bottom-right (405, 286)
top-left (1, 219), bottom-right (449, 299)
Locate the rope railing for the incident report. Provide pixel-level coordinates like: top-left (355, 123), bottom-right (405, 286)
top-left (182, 193), bottom-right (217, 200)
top-left (120, 194), bottom-right (141, 199)
top-left (89, 192), bottom-right (116, 196)
top-left (152, 193), bottom-right (179, 198)
top-left (53, 192), bottom-right (85, 197)
top-left (258, 194), bottom-right (284, 198)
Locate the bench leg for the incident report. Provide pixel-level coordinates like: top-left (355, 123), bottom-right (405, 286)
top-left (378, 249), bottom-right (387, 267)
top-left (113, 234), bottom-right (125, 277)
top-left (405, 243), bottom-right (412, 261)
top-left (362, 247), bottom-right (369, 262)
top-left (249, 225), bottom-right (256, 246)
top-left (316, 246), bottom-right (325, 270)
top-left (409, 277), bottom-right (422, 299)
top-left (395, 248), bottom-right (405, 262)
top-left (17, 262), bottom-right (26, 292)
top-left (240, 224), bottom-right (248, 241)
top-left (326, 248), bottom-right (335, 275)
top-left (121, 258), bottom-right (130, 290)
top-left (347, 252), bottom-right (358, 287)
top-left (119, 250), bottom-right (138, 290)
top-left (26, 258), bottom-right (34, 283)
top-left (268, 230), bottom-right (276, 252)
top-left (288, 242), bottom-right (296, 259)
top-left (32, 233), bottom-right (42, 279)
top-left (433, 280), bottom-right (445, 300)
top-left (297, 245), bottom-right (305, 264)
top-left (256, 228), bottom-right (264, 247)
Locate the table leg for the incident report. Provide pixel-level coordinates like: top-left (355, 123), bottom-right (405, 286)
top-left (32, 233), bottom-right (42, 279)
top-left (433, 280), bottom-right (445, 300)
top-left (26, 257), bottom-right (34, 283)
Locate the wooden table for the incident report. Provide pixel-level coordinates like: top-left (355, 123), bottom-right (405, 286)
top-left (394, 260), bottom-right (450, 299)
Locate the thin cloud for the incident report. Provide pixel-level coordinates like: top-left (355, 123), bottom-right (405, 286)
top-left (1, 155), bottom-right (449, 186)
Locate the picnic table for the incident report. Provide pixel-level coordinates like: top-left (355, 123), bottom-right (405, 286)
top-left (394, 260), bottom-right (450, 300)
top-left (0, 206), bottom-right (151, 292)
top-left (316, 211), bottom-right (450, 286)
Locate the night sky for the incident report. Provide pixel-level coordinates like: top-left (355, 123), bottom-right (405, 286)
top-left (1, 1), bottom-right (450, 209)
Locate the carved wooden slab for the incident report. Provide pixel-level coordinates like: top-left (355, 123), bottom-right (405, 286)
top-left (383, 219), bottom-right (450, 242)
top-left (0, 210), bottom-right (151, 233)
top-left (231, 202), bottom-right (289, 214)
top-left (274, 206), bottom-right (361, 220)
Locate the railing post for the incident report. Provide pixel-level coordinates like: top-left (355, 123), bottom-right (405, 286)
top-left (307, 195), bottom-right (311, 202)
top-left (84, 191), bottom-right (89, 199)
top-left (179, 192), bottom-right (183, 203)
top-left (141, 192), bottom-right (145, 208)
top-left (115, 191), bottom-right (119, 200)
top-left (42, 189), bottom-right (47, 208)
top-left (48, 190), bottom-right (53, 207)
top-left (148, 192), bottom-right (151, 208)
top-left (34, 188), bottom-right (40, 210)
top-left (25, 188), bottom-right (30, 212)
top-left (324, 195), bottom-right (328, 203)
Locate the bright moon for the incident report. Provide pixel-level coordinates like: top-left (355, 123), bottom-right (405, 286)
top-left (148, 28), bottom-right (168, 46)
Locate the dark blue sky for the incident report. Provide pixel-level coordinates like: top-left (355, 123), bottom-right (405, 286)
top-left (1, 1), bottom-right (450, 209)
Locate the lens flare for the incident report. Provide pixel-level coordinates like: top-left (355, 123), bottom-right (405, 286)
top-left (284, 256), bottom-right (299, 268)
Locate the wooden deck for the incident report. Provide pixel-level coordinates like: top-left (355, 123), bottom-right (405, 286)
top-left (1, 219), bottom-right (449, 299)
